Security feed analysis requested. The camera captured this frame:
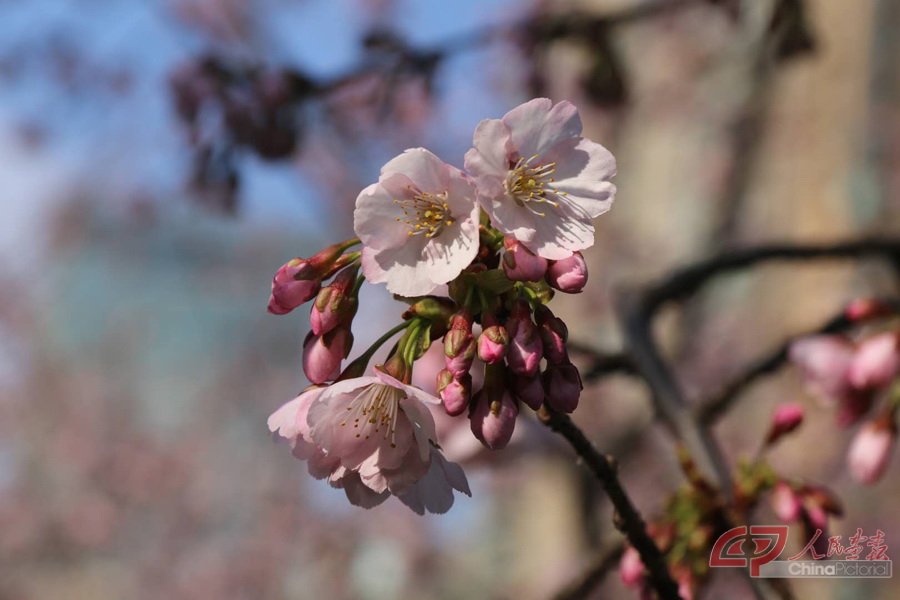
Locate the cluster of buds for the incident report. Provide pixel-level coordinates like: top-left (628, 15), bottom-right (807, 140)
top-left (789, 314), bottom-right (900, 484)
top-left (435, 271), bottom-right (586, 450)
top-left (265, 98), bottom-right (616, 513)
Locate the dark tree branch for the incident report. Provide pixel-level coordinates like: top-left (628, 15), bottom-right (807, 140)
top-left (538, 405), bottom-right (682, 600)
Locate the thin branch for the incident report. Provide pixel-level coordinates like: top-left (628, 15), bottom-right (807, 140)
top-left (697, 298), bottom-right (900, 425)
top-left (538, 406), bottom-right (682, 600)
top-left (554, 542), bottom-right (625, 600)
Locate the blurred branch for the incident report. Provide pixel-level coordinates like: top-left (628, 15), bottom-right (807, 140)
top-left (554, 541), bottom-right (625, 600)
top-left (697, 297), bottom-right (900, 425)
top-left (537, 405), bottom-right (682, 600)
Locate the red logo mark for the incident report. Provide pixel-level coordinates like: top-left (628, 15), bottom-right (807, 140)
top-left (710, 526), bottom-right (790, 576)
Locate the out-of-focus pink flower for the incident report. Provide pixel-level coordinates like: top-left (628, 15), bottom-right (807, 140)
top-left (506, 300), bottom-right (542, 377)
top-left (619, 545), bottom-right (644, 587)
top-left (302, 327), bottom-right (352, 384)
top-left (310, 266), bottom-right (359, 335)
top-left (465, 98), bottom-right (616, 260)
top-left (546, 251), bottom-right (588, 293)
top-left (511, 372), bottom-right (544, 411)
top-left (847, 418), bottom-right (896, 485)
top-left (789, 335), bottom-right (856, 404)
top-left (543, 362), bottom-right (582, 413)
top-left (765, 403), bottom-right (804, 446)
top-left (477, 312), bottom-right (509, 364)
top-left (771, 481), bottom-right (803, 523)
top-left (437, 370), bottom-right (471, 417)
top-left (501, 238), bottom-right (547, 282)
top-left (270, 369), bottom-right (470, 513)
top-left (355, 148), bottom-right (480, 296)
top-left (268, 242), bottom-right (351, 315)
top-left (790, 334), bottom-right (876, 426)
top-left (848, 333), bottom-right (900, 391)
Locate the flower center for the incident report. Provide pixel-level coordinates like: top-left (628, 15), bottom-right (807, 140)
top-left (339, 384), bottom-right (404, 448)
top-left (394, 190), bottom-right (455, 239)
top-left (505, 154), bottom-right (568, 216)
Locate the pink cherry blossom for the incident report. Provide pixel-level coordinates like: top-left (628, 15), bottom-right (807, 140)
top-left (847, 420), bottom-right (896, 485)
top-left (789, 335), bottom-right (856, 404)
top-left (848, 332), bottom-right (900, 391)
top-left (465, 98), bottom-right (616, 260)
top-left (274, 368), bottom-right (470, 513)
top-left (354, 148), bottom-right (480, 296)
top-left (770, 481), bottom-right (803, 523)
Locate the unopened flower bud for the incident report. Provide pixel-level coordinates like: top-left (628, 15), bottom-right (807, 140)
top-left (444, 310), bottom-right (476, 378)
top-left (310, 266), bottom-right (359, 335)
top-left (543, 362), bottom-right (582, 413)
top-left (771, 481), bottom-right (803, 523)
top-left (846, 298), bottom-right (893, 322)
top-left (404, 296), bottom-right (458, 325)
top-left (847, 416), bottom-right (896, 485)
top-left (546, 251), bottom-right (588, 294)
top-left (502, 238), bottom-right (548, 282)
top-left (848, 332), bottom-right (900, 391)
top-left (477, 312), bottom-right (509, 364)
top-left (619, 546), bottom-right (644, 588)
top-left (303, 327), bottom-right (352, 384)
top-left (506, 301), bottom-right (543, 377)
top-left (438, 371), bottom-right (471, 416)
top-left (764, 403), bottom-right (804, 446)
top-left (470, 388), bottom-right (518, 450)
top-left (470, 363), bottom-right (518, 449)
top-left (535, 305), bottom-right (569, 364)
top-left (268, 242), bottom-right (351, 315)
top-left (511, 372), bottom-right (544, 411)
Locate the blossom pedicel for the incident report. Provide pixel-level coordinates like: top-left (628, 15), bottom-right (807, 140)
top-left (266, 98), bottom-right (616, 513)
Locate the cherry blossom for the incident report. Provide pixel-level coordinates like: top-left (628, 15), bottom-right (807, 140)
top-left (465, 98), bottom-right (616, 260)
top-left (354, 148), bottom-right (480, 296)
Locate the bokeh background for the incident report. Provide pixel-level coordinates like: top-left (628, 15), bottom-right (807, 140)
top-left (2, 0), bottom-right (900, 598)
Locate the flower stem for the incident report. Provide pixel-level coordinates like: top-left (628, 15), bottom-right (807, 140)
top-left (338, 320), bottom-right (412, 380)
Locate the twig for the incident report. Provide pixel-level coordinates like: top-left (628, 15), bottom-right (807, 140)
top-left (554, 542), bottom-right (625, 600)
top-left (538, 405), bottom-right (682, 600)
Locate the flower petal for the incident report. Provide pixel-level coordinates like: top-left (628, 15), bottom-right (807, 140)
top-left (502, 98), bottom-right (582, 158)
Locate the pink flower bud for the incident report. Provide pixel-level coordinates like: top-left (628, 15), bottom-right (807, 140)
top-left (847, 418), bottom-right (896, 485)
top-left (771, 481), bottom-right (803, 523)
top-left (546, 251), bottom-right (588, 294)
top-left (542, 362), bottom-right (582, 413)
top-left (848, 333), bottom-right (900, 391)
top-left (765, 403), bottom-right (804, 445)
top-left (510, 372), bottom-right (544, 411)
top-left (310, 266), bottom-right (359, 335)
top-left (535, 305), bottom-right (569, 364)
top-left (444, 310), bottom-right (476, 378)
top-left (505, 301), bottom-right (542, 377)
top-left (477, 312), bottom-right (509, 364)
top-left (470, 387), bottom-right (518, 450)
top-left (846, 298), bottom-right (893, 322)
top-left (438, 371), bottom-right (472, 417)
top-left (502, 238), bottom-right (548, 282)
top-left (619, 546), bottom-right (644, 588)
top-left (302, 327), bottom-right (352, 384)
top-left (267, 242), bottom-right (349, 315)
top-left (268, 259), bottom-right (322, 315)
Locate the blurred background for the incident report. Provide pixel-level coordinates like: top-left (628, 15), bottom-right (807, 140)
top-left (2, 0), bottom-right (900, 598)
